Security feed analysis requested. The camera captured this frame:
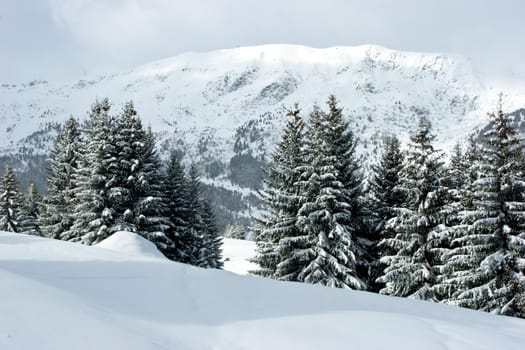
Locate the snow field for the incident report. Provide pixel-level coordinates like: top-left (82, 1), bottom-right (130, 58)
top-left (1, 232), bottom-right (524, 349)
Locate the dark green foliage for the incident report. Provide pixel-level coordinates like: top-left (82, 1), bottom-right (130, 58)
top-left (377, 117), bottom-right (449, 299)
top-left (252, 105), bottom-right (307, 280)
top-left (40, 117), bottom-right (81, 238)
top-left (186, 163), bottom-right (206, 265)
top-left (0, 167), bottom-right (21, 232)
top-left (68, 99), bottom-right (116, 244)
top-left (368, 135), bottom-right (404, 291)
top-left (445, 142), bottom-right (468, 191)
top-left (164, 151), bottom-right (192, 262)
top-left (131, 126), bottom-right (172, 252)
top-left (199, 200), bottom-right (224, 269)
top-left (18, 183), bottom-right (42, 236)
top-left (39, 99), bottom-right (222, 267)
top-left (164, 157), bottom-right (223, 268)
top-left (294, 96), bottom-right (366, 289)
top-left (253, 97), bottom-right (367, 290)
top-left (439, 106), bottom-right (525, 317)
top-left (229, 154), bottom-right (265, 189)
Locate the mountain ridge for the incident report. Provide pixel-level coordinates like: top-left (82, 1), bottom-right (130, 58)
top-left (1, 44), bottom-right (524, 229)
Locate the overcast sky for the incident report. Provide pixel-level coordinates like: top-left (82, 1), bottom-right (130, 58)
top-left (1, 0), bottom-right (524, 83)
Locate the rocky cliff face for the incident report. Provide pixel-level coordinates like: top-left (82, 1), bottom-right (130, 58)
top-left (1, 44), bottom-right (523, 229)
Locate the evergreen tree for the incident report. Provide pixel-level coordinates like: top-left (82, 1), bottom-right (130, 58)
top-left (294, 97), bottom-right (366, 289)
top-left (445, 142), bottom-right (467, 191)
top-left (430, 136), bottom-right (477, 302)
top-left (252, 105), bottom-right (307, 280)
top-left (377, 117), bottom-right (449, 299)
top-left (67, 101), bottom-right (171, 248)
top-left (164, 150), bottom-right (194, 262)
top-left (40, 117), bottom-right (81, 238)
top-left (0, 167), bottom-right (20, 233)
top-left (326, 96), bottom-right (371, 284)
top-left (18, 183), bottom-right (42, 236)
top-left (127, 121), bottom-right (172, 252)
top-left (370, 136), bottom-right (405, 232)
top-left (185, 163), bottom-right (206, 265)
top-left (368, 135), bottom-right (404, 291)
top-left (199, 200), bottom-right (223, 269)
top-left (108, 101), bottom-right (139, 233)
top-left (67, 99), bottom-right (118, 244)
top-left (439, 107), bottom-right (525, 317)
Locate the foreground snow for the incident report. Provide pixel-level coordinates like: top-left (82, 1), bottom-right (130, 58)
top-left (1, 232), bottom-right (524, 350)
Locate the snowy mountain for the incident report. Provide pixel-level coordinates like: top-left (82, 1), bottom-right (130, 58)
top-left (2, 44), bottom-right (525, 228)
top-left (1, 231), bottom-right (524, 350)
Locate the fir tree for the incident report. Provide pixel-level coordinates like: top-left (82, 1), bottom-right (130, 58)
top-left (294, 97), bottom-right (366, 289)
top-left (40, 117), bottom-right (81, 238)
top-left (0, 167), bottom-right (20, 233)
top-left (326, 95), bottom-right (371, 284)
top-left (108, 101), bottom-right (139, 233)
top-left (431, 135), bottom-right (480, 302)
top-left (377, 117), bottom-right (449, 299)
top-left (67, 98), bottom-right (118, 244)
top-left (368, 135), bottom-right (404, 291)
top-left (199, 200), bottom-right (223, 269)
top-left (185, 163), bottom-right (206, 265)
top-left (445, 142), bottom-right (467, 191)
top-left (252, 105), bottom-right (307, 280)
top-left (18, 183), bottom-right (42, 236)
top-left (440, 107), bottom-right (525, 317)
top-left (132, 126), bottom-right (172, 253)
top-left (164, 150), bottom-right (193, 262)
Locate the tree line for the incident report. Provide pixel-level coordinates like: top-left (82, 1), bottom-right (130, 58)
top-left (0, 98), bottom-right (222, 269)
top-left (252, 95), bottom-right (525, 318)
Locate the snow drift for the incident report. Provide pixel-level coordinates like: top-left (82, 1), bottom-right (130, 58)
top-left (1, 231), bottom-right (524, 350)
top-left (95, 230), bottom-right (167, 260)
top-left (221, 238), bottom-right (257, 275)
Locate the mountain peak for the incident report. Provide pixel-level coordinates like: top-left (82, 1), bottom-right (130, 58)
top-left (1, 44), bottom-right (524, 227)
top-left (134, 44), bottom-right (466, 78)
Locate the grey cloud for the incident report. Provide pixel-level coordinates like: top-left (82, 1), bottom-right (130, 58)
top-left (1, 0), bottom-right (524, 83)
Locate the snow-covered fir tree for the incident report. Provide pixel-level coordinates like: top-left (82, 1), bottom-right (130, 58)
top-left (445, 142), bottom-right (468, 191)
top-left (18, 183), bottom-right (42, 236)
top-left (185, 163), bottom-right (207, 265)
top-left (163, 150), bottom-right (194, 262)
top-left (40, 117), bottom-right (81, 238)
top-left (67, 99), bottom-right (118, 244)
top-left (294, 97), bottom-right (366, 289)
top-left (431, 135), bottom-right (479, 302)
top-left (252, 105), bottom-right (307, 280)
top-left (131, 125), bottom-right (172, 253)
top-left (377, 117), bottom-right (449, 299)
top-left (199, 200), bottom-right (223, 269)
top-left (106, 101), bottom-right (140, 233)
top-left (368, 135), bottom-right (404, 291)
top-left (439, 107), bottom-right (525, 317)
top-left (0, 167), bottom-right (21, 233)
top-left (66, 100), bottom-right (172, 249)
top-left (325, 96), bottom-right (371, 284)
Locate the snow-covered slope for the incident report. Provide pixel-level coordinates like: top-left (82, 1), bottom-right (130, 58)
top-left (1, 232), bottom-right (524, 350)
top-left (2, 44), bottom-right (525, 226)
top-left (222, 238), bottom-right (257, 275)
top-left (94, 231), bottom-right (167, 260)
